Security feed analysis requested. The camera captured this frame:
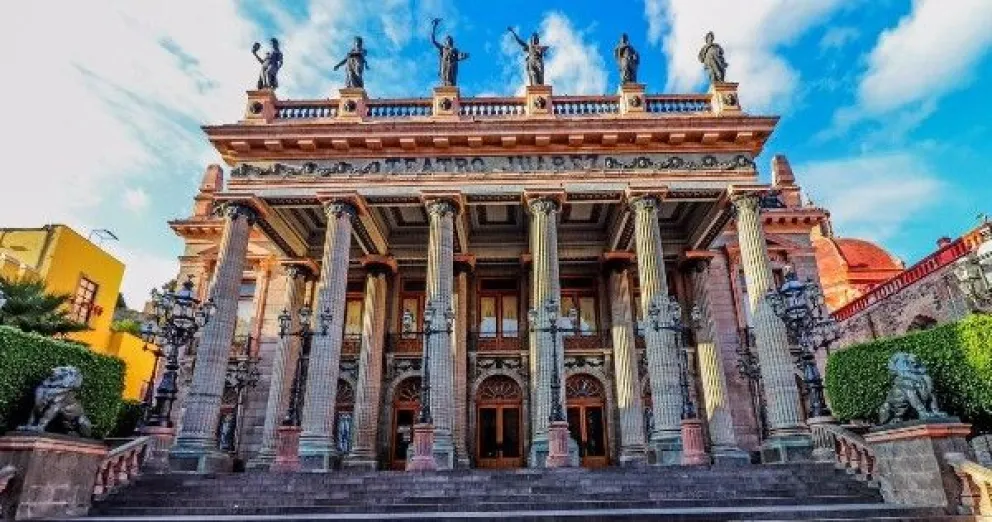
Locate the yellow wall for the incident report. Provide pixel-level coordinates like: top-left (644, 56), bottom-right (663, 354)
top-left (106, 331), bottom-right (157, 400)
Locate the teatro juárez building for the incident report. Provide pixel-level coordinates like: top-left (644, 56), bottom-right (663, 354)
top-left (163, 32), bottom-right (829, 473)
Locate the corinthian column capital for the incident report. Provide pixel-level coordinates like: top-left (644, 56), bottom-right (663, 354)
top-left (325, 201), bottom-right (358, 219)
top-left (527, 197), bottom-right (560, 215)
top-left (215, 202), bottom-right (259, 225)
top-left (730, 192), bottom-right (761, 213)
top-left (426, 199), bottom-right (458, 218)
top-left (629, 195), bottom-right (660, 214)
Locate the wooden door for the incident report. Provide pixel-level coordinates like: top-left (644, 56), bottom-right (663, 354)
top-left (390, 377), bottom-right (421, 470)
top-left (566, 374), bottom-right (609, 468)
top-left (475, 376), bottom-right (523, 468)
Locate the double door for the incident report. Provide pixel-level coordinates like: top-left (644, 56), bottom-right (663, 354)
top-left (476, 405), bottom-right (522, 468)
top-left (566, 403), bottom-right (608, 468)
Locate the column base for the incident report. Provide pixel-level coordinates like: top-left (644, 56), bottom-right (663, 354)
top-left (528, 434), bottom-right (580, 468)
top-left (271, 425), bottom-right (302, 473)
top-left (432, 430), bottom-right (455, 470)
top-left (807, 415), bottom-right (840, 463)
top-left (407, 423), bottom-right (437, 471)
top-left (649, 433), bottom-right (683, 466)
top-left (760, 434), bottom-right (813, 464)
top-left (140, 425), bottom-right (175, 474)
top-left (711, 445), bottom-right (751, 466)
top-left (168, 442), bottom-right (233, 473)
top-left (617, 444), bottom-right (650, 467)
top-left (343, 448), bottom-right (379, 471)
top-left (680, 418), bottom-right (711, 466)
top-left (298, 433), bottom-right (338, 471)
top-left (546, 421), bottom-right (572, 468)
top-left (246, 448), bottom-right (276, 471)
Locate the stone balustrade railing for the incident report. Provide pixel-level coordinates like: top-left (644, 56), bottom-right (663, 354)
top-left (275, 101), bottom-right (337, 119)
top-left (459, 98), bottom-right (526, 117)
top-left (552, 97), bottom-right (620, 116)
top-left (810, 422), bottom-right (876, 481)
top-left (946, 452), bottom-right (992, 516)
top-left (366, 99), bottom-right (433, 118)
top-left (645, 95), bottom-right (711, 113)
top-left (92, 436), bottom-right (151, 499)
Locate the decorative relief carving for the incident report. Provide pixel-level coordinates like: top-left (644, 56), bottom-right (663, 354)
top-left (426, 199), bottom-right (457, 218)
top-left (216, 202), bottom-right (259, 225)
top-left (629, 195), bottom-right (659, 213)
top-left (731, 193), bottom-right (761, 213)
top-left (564, 355), bottom-right (605, 370)
top-left (326, 201), bottom-right (358, 219)
top-left (229, 153), bottom-right (755, 178)
top-left (339, 360), bottom-right (359, 382)
top-left (387, 357), bottom-right (422, 380)
top-left (527, 197), bottom-right (559, 215)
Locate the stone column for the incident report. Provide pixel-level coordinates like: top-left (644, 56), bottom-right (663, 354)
top-left (344, 259), bottom-right (391, 469)
top-left (526, 197), bottom-right (567, 467)
top-left (629, 195), bottom-right (682, 465)
top-left (170, 203), bottom-right (256, 473)
top-left (299, 201), bottom-right (355, 470)
top-left (605, 260), bottom-right (648, 465)
top-left (452, 261), bottom-right (472, 467)
top-left (249, 265), bottom-right (306, 468)
top-left (425, 199), bottom-right (457, 469)
top-left (732, 193), bottom-right (811, 462)
top-left (689, 261), bottom-right (749, 464)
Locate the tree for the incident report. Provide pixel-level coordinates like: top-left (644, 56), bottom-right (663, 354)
top-left (0, 277), bottom-right (89, 337)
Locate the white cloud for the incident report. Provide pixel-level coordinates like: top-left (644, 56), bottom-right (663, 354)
top-left (819, 26), bottom-right (860, 53)
top-left (797, 153), bottom-right (944, 242)
top-left (643, 0), bottom-right (844, 111)
top-left (103, 244), bottom-right (181, 310)
top-left (858, 0), bottom-right (992, 114)
top-left (502, 12), bottom-right (608, 96)
top-left (123, 188), bottom-right (150, 214)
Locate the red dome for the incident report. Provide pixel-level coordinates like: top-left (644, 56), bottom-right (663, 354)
top-left (814, 236), bottom-right (904, 311)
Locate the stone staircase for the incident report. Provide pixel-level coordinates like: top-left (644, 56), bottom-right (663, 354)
top-left (76, 463), bottom-right (966, 521)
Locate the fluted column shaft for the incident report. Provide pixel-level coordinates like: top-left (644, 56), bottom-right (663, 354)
top-left (346, 267), bottom-right (388, 467)
top-left (173, 204), bottom-right (256, 460)
top-left (452, 268), bottom-right (470, 467)
top-left (690, 263), bottom-right (742, 455)
top-left (630, 196), bottom-right (682, 450)
top-left (425, 199), bottom-right (456, 468)
top-left (607, 266), bottom-right (648, 465)
top-left (299, 202), bottom-right (355, 469)
top-left (254, 266), bottom-right (305, 464)
top-left (527, 198), bottom-right (564, 458)
top-left (732, 194), bottom-right (805, 437)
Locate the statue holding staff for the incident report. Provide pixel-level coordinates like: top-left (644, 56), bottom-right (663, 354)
top-left (507, 27), bottom-right (549, 86)
top-left (252, 38), bottom-right (282, 90)
top-left (614, 33), bottom-right (639, 84)
top-left (698, 31), bottom-right (727, 84)
top-left (334, 36), bottom-right (369, 88)
top-left (431, 18), bottom-right (469, 87)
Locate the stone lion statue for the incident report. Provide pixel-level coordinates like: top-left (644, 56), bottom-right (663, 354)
top-left (878, 352), bottom-right (946, 425)
top-left (18, 366), bottom-right (92, 437)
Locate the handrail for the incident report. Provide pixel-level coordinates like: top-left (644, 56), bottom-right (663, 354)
top-left (946, 452), bottom-right (992, 515)
top-left (809, 422), bottom-right (876, 481)
top-left (833, 224), bottom-right (990, 321)
top-left (93, 436), bottom-right (152, 498)
top-left (0, 464), bottom-right (14, 495)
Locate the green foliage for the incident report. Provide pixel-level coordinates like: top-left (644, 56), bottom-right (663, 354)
top-left (109, 399), bottom-right (145, 438)
top-left (0, 276), bottom-right (89, 337)
top-left (111, 318), bottom-right (142, 336)
top-left (0, 325), bottom-right (125, 438)
top-left (826, 314), bottom-right (992, 431)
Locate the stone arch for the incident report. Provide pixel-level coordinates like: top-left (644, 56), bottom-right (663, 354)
top-left (377, 369), bottom-right (422, 465)
top-left (469, 369), bottom-right (530, 463)
top-left (907, 314), bottom-right (938, 332)
top-left (335, 379), bottom-right (356, 455)
top-left (564, 371), bottom-right (615, 464)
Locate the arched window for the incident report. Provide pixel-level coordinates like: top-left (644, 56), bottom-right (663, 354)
top-left (478, 375), bottom-right (523, 401)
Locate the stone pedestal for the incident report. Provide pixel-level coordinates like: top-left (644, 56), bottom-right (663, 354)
top-left (680, 419), bottom-right (711, 466)
top-left (243, 89), bottom-right (277, 123)
top-left (709, 82), bottom-right (741, 116)
top-left (808, 416), bottom-right (839, 463)
top-left (406, 423), bottom-right (437, 471)
top-left (865, 420), bottom-right (974, 508)
top-left (336, 88), bottom-right (367, 122)
top-left (139, 425), bottom-right (175, 474)
top-left (0, 432), bottom-right (107, 520)
top-left (545, 421), bottom-right (571, 468)
top-left (618, 83), bottom-right (646, 116)
top-left (525, 85), bottom-right (553, 118)
top-left (271, 425), bottom-right (302, 473)
top-left (432, 86), bottom-right (460, 119)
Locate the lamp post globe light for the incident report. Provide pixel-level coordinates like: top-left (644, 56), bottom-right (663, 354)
top-left (270, 303), bottom-right (331, 473)
top-left (140, 276), bottom-right (215, 428)
top-left (405, 299), bottom-right (454, 471)
top-left (527, 298), bottom-right (577, 468)
top-left (638, 295), bottom-right (708, 466)
top-left (765, 267), bottom-right (840, 420)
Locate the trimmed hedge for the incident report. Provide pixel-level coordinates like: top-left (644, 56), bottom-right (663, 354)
top-left (0, 325), bottom-right (125, 438)
top-left (109, 399), bottom-right (145, 438)
top-left (826, 314), bottom-right (992, 431)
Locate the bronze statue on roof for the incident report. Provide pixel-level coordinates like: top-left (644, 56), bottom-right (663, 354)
top-left (507, 27), bottom-right (549, 86)
top-left (698, 31), bottom-right (727, 84)
top-left (335, 36), bottom-right (369, 89)
top-left (615, 33), bottom-right (640, 84)
top-left (252, 38), bottom-right (282, 90)
top-left (431, 18), bottom-right (470, 87)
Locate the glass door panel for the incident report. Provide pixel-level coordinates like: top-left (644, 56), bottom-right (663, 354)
top-left (479, 407), bottom-right (499, 458)
top-left (502, 407), bottom-right (520, 458)
top-left (392, 409), bottom-right (415, 469)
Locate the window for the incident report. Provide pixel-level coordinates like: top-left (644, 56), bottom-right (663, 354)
top-left (560, 278), bottom-right (597, 335)
top-left (234, 280), bottom-right (256, 338)
top-left (478, 279), bottom-right (519, 338)
top-left (70, 276), bottom-right (99, 324)
top-left (344, 297), bottom-right (364, 336)
top-left (400, 280), bottom-right (425, 338)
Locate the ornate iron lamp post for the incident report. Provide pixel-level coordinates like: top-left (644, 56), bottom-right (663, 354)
top-left (954, 245), bottom-right (992, 312)
top-left (140, 276), bottom-right (215, 428)
top-left (765, 267), bottom-right (839, 420)
top-left (736, 327), bottom-right (768, 441)
top-left (405, 299), bottom-right (454, 471)
top-left (220, 346), bottom-right (260, 454)
top-left (271, 304), bottom-right (331, 472)
top-left (528, 298), bottom-right (578, 468)
top-left (638, 295), bottom-right (708, 465)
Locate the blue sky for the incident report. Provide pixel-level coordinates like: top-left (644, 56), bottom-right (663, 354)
top-left (2, 0), bottom-right (991, 306)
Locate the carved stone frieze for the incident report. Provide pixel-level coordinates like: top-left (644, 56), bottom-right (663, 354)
top-left (474, 357), bottom-right (525, 380)
top-left (230, 153), bottom-right (755, 178)
top-left (387, 357), bottom-right (422, 380)
top-left (564, 354), bottom-right (605, 370)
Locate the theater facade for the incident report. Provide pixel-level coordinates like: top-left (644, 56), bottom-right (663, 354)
top-left (165, 79), bottom-right (829, 472)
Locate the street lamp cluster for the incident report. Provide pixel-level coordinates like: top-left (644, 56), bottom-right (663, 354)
top-left (277, 305), bottom-right (332, 426)
top-left (527, 298), bottom-right (577, 468)
top-left (403, 299), bottom-right (454, 471)
top-left (764, 268), bottom-right (839, 419)
top-left (139, 276), bottom-right (215, 428)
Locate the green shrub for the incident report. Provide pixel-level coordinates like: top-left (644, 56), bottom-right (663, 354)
top-left (826, 314), bottom-right (992, 431)
top-left (0, 325), bottom-right (125, 438)
top-left (109, 399), bottom-right (145, 437)
top-left (111, 319), bottom-right (142, 336)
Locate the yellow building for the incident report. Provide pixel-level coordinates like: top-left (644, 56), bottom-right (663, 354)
top-left (0, 224), bottom-right (155, 399)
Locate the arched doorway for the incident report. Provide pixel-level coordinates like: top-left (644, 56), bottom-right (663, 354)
top-left (475, 375), bottom-right (523, 468)
top-left (390, 377), bottom-right (421, 470)
top-left (566, 374), bottom-right (609, 468)
top-left (334, 380), bottom-right (355, 456)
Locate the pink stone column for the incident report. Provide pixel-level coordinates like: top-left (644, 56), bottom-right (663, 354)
top-left (170, 203), bottom-right (256, 473)
top-left (606, 264), bottom-right (648, 465)
top-left (299, 201), bottom-right (355, 471)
